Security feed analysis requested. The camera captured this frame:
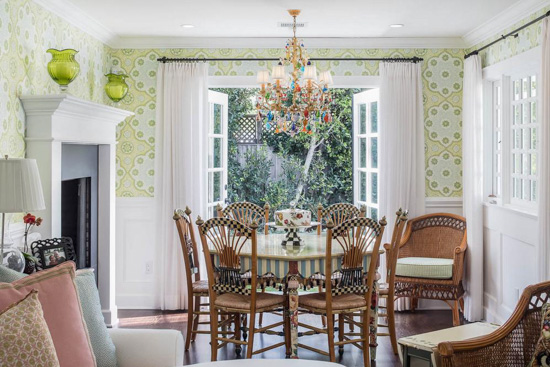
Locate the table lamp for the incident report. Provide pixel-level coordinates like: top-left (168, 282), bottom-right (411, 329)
top-left (0, 156), bottom-right (45, 266)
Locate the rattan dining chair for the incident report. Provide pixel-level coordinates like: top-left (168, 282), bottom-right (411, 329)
top-left (173, 207), bottom-right (211, 351)
top-left (217, 201), bottom-right (270, 235)
top-left (298, 216), bottom-right (387, 367)
top-left (438, 280), bottom-right (550, 367)
top-left (316, 202), bottom-right (364, 235)
top-left (196, 216), bottom-right (289, 360)
top-left (378, 209), bottom-right (408, 354)
top-left (393, 213), bottom-right (467, 326)
top-left (217, 201), bottom-right (273, 327)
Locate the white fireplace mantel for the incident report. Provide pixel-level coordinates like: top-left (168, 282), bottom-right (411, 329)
top-left (21, 94), bottom-right (134, 326)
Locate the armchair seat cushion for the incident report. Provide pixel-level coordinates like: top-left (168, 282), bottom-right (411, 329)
top-left (396, 257), bottom-right (453, 279)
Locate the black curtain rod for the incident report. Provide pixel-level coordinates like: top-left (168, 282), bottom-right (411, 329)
top-left (465, 10), bottom-right (550, 59)
top-left (157, 56), bottom-right (423, 63)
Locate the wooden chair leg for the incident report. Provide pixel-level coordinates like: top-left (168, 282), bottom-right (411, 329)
top-left (338, 314), bottom-right (345, 355)
top-left (185, 297), bottom-right (194, 351)
top-left (235, 313), bottom-right (242, 356)
top-left (411, 297), bottom-right (418, 312)
top-left (459, 297), bottom-right (465, 312)
top-left (191, 295), bottom-right (201, 342)
top-left (284, 297), bottom-right (291, 357)
top-left (362, 309), bottom-right (371, 367)
top-left (387, 294), bottom-right (398, 355)
top-left (259, 288), bottom-right (265, 326)
top-left (246, 311), bottom-right (256, 359)
top-left (452, 301), bottom-right (460, 326)
top-left (319, 286), bottom-right (327, 327)
top-left (210, 307), bottom-right (219, 361)
top-left (326, 313), bottom-right (336, 362)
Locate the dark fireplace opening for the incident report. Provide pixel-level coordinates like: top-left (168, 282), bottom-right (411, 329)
top-left (62, 178), bottom-right (92, 270)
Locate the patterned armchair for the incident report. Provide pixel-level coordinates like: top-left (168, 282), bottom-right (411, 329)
top-left (393, 213), bottom-right (467, 326)
top-left (438, 280), bottom-right (550, 366)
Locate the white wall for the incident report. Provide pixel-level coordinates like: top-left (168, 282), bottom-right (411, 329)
top-left (116, 197), bottom-right (157, 309)
top-left (483, 204), bottom-right (539, 324)
top-left (115, 197), bottom-right (463, 310)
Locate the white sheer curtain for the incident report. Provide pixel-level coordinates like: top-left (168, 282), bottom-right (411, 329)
top-left (462, 55), bottom-right (484, 321)
top-left (539, 19), bottom-right (550, 280)
top-left (154, 62), bottom-right (209, 310)
top-left (379, 61), bottom-right (425, 310)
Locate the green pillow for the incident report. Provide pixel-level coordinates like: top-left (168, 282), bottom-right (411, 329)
top-left (0, 265), bottom-right (118, 367)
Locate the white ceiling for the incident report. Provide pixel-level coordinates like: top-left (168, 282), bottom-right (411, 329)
top-left (65, 0), bottom-right (524, 39)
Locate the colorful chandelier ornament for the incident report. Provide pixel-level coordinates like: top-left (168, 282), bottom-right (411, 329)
top-left (256, 9), bottom-right (333, 136)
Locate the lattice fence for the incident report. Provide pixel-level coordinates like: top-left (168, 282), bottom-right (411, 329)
top-left (234, 115), bottom-right (260, 144)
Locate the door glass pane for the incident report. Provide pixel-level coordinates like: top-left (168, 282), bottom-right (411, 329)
top-left (523, 129), bottom-right (531, 150)
top-left (532, 127), bottom-right (537, 150)
top-left (371, 172), bottom-right (378, 204)
top-left (213, 104), bottom-right (222, 134)
top-left (522, 78), bottom-right (529, 99)
top-left (213, 171), bottom-right (221, 202)
top-left (213, 138), bottom-right (222, 168)
top-left (514, 80), bottom-right (520, 100)
top-left (496, 109), bottom-right (501, 128)
top-left (531, 181), bottom-right (537, 201)
top-left (514, 154), bottom-right (521, 174)
top-left (359, 104), bottom-right (366, 134)
top-left (369, 207), bottom-right (378, 222)
top-left (531, 76), bottom-right (537, 97)
top-left (523, 154), bottom-right (530, 175)
top-left (514, 130), bottom-right (521, 149)
top-left (360, 138), bottom-right (367, 168)
top-left (531, 101), bottom-right (537, 123)
top-left (360, 171), bottom-right (367, 202)
top-left (370, 101), bottom-right (378, 133)
top-left (513, 105), bottom-right (521, 125)
top-left (514, 178), bottom-right (522, 198)
top-left (523, 179), bottom-right (530, 200)
top-left (370, 138), bottom-right (378, 168)
top-left (523, 102), bottom-right (530, 124)
top-left (531, 154), bottom-right (537, 175)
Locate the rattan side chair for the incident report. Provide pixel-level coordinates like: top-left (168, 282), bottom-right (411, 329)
top-left (298, 216), bottom-right (387, 367)
top-left (378, 209), bottom-right (408, 354)
top-left (196, 216), bottom-right (289, 360)
top-left (393, 213), bottom-right (467, 326)
top-left (438, 280), bottom-right (550, 366)
top-left (173, 207), bottom-right (211, 351)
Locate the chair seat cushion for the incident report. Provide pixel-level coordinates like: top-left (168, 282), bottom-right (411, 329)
top-left (396, 257), bottom-right (453, 279)
top-left (214, 292), bottom-right (284, 311)
top-left (299, 292), bottom-right (367, 311)
top-left (192, 280), bottom-right (209, 294)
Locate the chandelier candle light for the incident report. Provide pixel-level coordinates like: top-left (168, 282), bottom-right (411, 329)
top-left (256, 9), bottom-right (333, 136)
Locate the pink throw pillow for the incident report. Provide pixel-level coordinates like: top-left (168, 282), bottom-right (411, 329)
top-left (0, 261), bottom-right (96, 367)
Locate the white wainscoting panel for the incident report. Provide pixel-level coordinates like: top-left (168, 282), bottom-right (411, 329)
top-left (483, 203), bottom-right (539, 324)
top-left (116, 197), bottom-right (157, 309)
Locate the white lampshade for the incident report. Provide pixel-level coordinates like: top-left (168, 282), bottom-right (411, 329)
top-left (0, 158), bottom-right (45, 213)
top-left (303, 64), bottom-right (317, 80)
top-left (319, 71), bottom-right (333, 86)
top-left (256, 70), bottom-right (271, 84)
top-left (271, 65), bottom-right (287, 81)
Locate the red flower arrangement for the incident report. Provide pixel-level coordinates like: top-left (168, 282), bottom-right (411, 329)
top-left (23, 213), bottom-right (42, 253)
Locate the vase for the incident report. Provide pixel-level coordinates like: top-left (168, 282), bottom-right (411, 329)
top-left (1, 243), bottom-right (25, 273)
top-left (104, 73), bottom-right (129, 102)
top-left (46, 49), bottom-right (80, 91)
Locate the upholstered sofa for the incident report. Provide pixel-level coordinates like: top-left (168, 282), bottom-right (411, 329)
top-left (109, 328), bottom-right (184, 367)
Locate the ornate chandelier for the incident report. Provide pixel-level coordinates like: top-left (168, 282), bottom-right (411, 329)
top-left (256, 9), bottom-right (333, 136)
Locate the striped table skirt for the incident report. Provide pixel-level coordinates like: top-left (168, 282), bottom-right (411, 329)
top-left (212, 255), bottom-right (372, 279)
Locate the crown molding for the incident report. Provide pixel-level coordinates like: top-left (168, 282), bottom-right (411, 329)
top-left (463, 0), bottom-right (550, 48)
top-left (111, 36), bottom-right (466, 50)
top-left (32, 0), bottom-right (119, 47)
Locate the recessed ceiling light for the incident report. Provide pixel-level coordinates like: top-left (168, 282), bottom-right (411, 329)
top-left (390, 24), bottom-right (404, 28)
top-left (181, 24), bottom-right (195, 28)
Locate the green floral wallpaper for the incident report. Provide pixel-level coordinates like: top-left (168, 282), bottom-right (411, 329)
top-left (111, 48), bottom-right (465, 198)
top-left (468, 5), bottom-right (550, 67)
top-left (0, 0), bottom-right (110, 159)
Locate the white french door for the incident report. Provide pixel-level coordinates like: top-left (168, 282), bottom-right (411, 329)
top-left (353, 89), bottom-right (379, 220)
top-left (207, 90), bottom-right (228, 218)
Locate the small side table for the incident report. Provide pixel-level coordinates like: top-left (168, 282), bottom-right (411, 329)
top-left (398, 322), bottom-right (500, 367)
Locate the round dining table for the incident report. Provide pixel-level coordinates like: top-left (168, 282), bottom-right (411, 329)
top-left (209, 231), bottom-right (382, 360)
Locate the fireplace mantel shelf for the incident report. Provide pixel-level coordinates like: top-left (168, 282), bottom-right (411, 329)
top-left (21, 94), bottom-right (132, 326)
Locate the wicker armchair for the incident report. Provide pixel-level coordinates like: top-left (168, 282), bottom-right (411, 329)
top-left (438, 280), bottom-right (550, 366)
top-left (393, 213), bottom-right (467, 326)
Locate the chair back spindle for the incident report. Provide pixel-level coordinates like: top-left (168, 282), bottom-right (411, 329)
top-left (218, 201), bottom-right (268, 235)
top-left (317, 203), bottom-right (362, 235)
top-left (173, 207), bottom-right (201, 289)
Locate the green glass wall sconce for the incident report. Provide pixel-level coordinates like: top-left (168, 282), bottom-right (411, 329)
top-left (104, 73), bottom-right (129, 102)
top-left (46, 49), bottom-right (80, 91)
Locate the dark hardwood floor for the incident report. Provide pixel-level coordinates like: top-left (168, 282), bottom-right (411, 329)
top-left (118, 308), bottom-right (456, 366)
